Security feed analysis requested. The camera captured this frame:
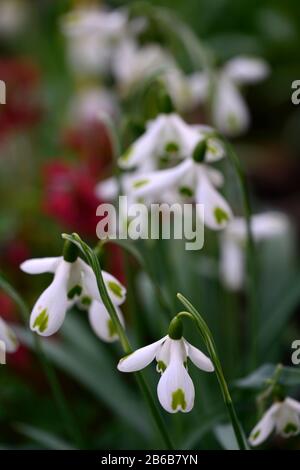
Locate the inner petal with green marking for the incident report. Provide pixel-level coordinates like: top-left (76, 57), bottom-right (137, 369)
top-left (132, 179), bottom-right (150, 189)
top-left (107, 281), bottom-right (123, 299)
top-left (171, 388), bottom-right (187, 411)
top-left (214, 207), bottom-right (229, 225)
top-left (33, 309), bottom-right (49, 333)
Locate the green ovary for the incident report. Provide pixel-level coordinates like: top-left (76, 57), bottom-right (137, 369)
top-left (33, 309), bottom-right (49, 333)
top-left (171, 388), bottom-right (187, 411)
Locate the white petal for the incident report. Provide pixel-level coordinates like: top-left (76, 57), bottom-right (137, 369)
top-left (275, 401), bottom-right (300, 438)
top-left (187, 72), bottom-right (209, 103)
top-left (30, 261), bottom-right (71, 336)
top-left (196, 170), bottom-right (232, 230)
top-left (20, 257), bottom-right (61, 274)
top-left (168, 114), bottom-right (203, 156)
top-left (118, 115), bottom-right (166, 169)
top-left (285, 397), bottom-right (300, 414)
top-left (212, 76), bottom-right (250, 137)
top-left (184, 340), bottom-right (214, 372)
top-left (88, 300), bottom-right (125, 343)
top-left (224, 57), bottom-right (269, 85)
top-left (95, 177), bottom-right (118, 201)
top-left (156, 337), bottom-right (172, 373)
top-left (157, 340), bottom-right (194, 413)
top-left (205, 167), bottom-right (224, 188)
top-left (130, 159), bottom-right (193, 199)
top-left (249, 403), bottom-right (279, 446)
top-left (102, 271), bottom-right (126, 306)
top-left (118, 336), bottom-right (167, 372)
top-left (205, 138), bottom-right (225, 162)
top-left (0, 317), bottom-right (19, 353)
top-left (220, 235), bottom-right (245, 290)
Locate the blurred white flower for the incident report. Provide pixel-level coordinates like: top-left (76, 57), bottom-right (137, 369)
top-left (190, 56), bottom-right (270, 136)
top-left (118, 113), bottom-right (201, 171)
top-left (126, 124), bottom-right (232, 230)
top-left (0, 0), bottom-right (27, 38)
top-left (68, 86), bottom-right (119, 124)
top-left (118, 334), bottom-right (213, 413)
top-left (20, 256), bottom-right (126, 338)
top-left (0, 316), bottom-right (18, 353)
top-left (249, 397), bottom-right (300, 446)
top-left (220, 211), bottom-right (291, 290)
top-left (60, 7), bottom-right (128, 76)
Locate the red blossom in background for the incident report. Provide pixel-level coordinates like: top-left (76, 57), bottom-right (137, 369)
top-left (42, 160), bottom-right (100, 238)
top-left (0, 58), bottom-right (41, 141)
top-left (63, 119), bottom-right (112, 179)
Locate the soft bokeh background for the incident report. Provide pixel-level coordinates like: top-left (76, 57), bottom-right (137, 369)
top-left (0, 0), bottom-right (300, 450)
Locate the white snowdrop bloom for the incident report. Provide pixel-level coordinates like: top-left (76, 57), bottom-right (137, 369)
top-left (128, 138), bottom-right (232, 230)
top-left (68, 87), bottom-right (119, 124)
top-left (220, 211), bottom-right (290, 290)
top-left (0, 0), bottom-right (27, 38)
top-left (118, 322), bottom-right (214, 413)
top-left (118, 113), bottom-right (202, 171)
top-left (0, 316), bottom-right (19, 353)
top-left (20, 254), bottom-right (126, 337)
top-left (189, 56), bottom-right (269, 136)
top-left (60, 7), bottom-right (128, 76)
top-left (249, 397), bottom-right (300, 446)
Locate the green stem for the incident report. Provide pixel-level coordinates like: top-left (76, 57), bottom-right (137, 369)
top-left (0, 274), bottom-right (83, 448)
top-left (63, 233), bottom-right (174, 450)
top-left (223, 140), bottom-right (259, 369)
top-left (177, 293), bottom-right (249, 450)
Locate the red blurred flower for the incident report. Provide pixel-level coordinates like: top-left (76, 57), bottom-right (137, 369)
top-left (0, 58), bottom-right (41, 140)
top-left (43, 160), bottom-right (100, 237)
top-left (63, 119), bottom-right (112, 179)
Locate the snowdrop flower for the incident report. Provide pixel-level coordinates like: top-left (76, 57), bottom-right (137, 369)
top-left (190, 56), bottom-right (269, 136)
top-left (118, 113), bottom-right (202, 171)
top-left (249, 397), bottom-right (300, 446)
top-left (60, 7), bottom-right (128, 76)
top-left (118, 317), bottom-right (214, 413)
top-left (20, 245), bottom-right (126, 338)
top-left (128, 135), bottom-right (232, 230)
top-left (0, 316), bottom-right (19, 353)
top-left (220, 211), bottom-right (290, 290)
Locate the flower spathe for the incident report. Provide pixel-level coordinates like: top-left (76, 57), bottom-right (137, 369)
top-left (249, 397), bottom-right (300, 446)
top-left (20, 256), bottom-right (126, 341)
top-left (118, 335), bottom-right (214, 413)
top-left (0, 316), bottom-right (19, 353)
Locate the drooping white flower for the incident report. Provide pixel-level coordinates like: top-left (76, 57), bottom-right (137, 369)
top-left (118, 332), bottom-right (214, 413)
top-left (60, 7), bottom-right (128, 76)
top-left (189, 56), bottom-right (269, 136)
top-left (0, 316), bottom-right (19, 353)
top-left (20, 255), bottom-right (126, 338)
top-left (220, 211), bottom-right (291, 290)
top-left (68, 86), bottom-right (119, 124)
top-left (118, 113), bottom-right (204, 171)
top-left (127, 132), bottom-right (232, 230)
top-left (249, 397), bottom-right (300, 446)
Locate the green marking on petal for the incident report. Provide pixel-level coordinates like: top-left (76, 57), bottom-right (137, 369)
top-left (67, 284), bottom-right (82, 299)
top-left (214, 207), bottom-right (229, 225)
top-left (283, 423), bottom-right (298, 435)
top-left (81, 296), bottom-right (92, 306)
top-left (107, 319), bottom-right (118, 338)
top-left (107, 281), bottom-right (123, 299)
top-left (157, 360), bottom-right (167, 373)
top-left (165, 141), bottom-right (179, 153)
top-left (227, 113), bottom-right (239, 131)
top-left (120, 146), bottom-right (133, 162)
top-left (132, 179), bottom-right (150, 189)
top-left (33, 309), bottom-right (49, 333)
top-left (171, 388), bottom-right (187, 411)
top-left (251, 430), bottom-right (261, 440)
top-left (179, 186), bottom-right (194, 198)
